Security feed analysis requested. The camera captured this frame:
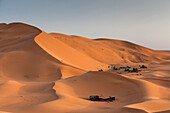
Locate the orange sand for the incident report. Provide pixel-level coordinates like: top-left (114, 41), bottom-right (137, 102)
top-left (0, 23), bottom-right (169, 113)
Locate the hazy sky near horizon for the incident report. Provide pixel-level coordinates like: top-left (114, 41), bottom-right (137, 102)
top-left (0, 0), bottom-right (170, 50)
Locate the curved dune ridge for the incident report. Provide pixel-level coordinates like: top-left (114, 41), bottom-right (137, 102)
top-left (0, 23), bottom-right (85, 81)
top-left (0, 22), bottom-right (169, 113)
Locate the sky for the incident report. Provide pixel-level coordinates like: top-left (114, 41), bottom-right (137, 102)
top-left (0, 0), bottom-right (170, 50)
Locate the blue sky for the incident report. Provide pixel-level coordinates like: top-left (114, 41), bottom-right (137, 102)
top-left (0, 0), bottom-right (170, 50)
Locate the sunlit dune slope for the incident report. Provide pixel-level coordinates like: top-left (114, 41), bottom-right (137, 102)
top-left (35, 32), bottom-right (108, 71)
top-left (51, 33), bottom-right (167, 64)
top-left (0, 23), bottom-right (85, 81)
top-left (54, 71), bottom-right (169, 100)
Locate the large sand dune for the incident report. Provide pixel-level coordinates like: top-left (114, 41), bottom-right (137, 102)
top-left (0, 23), bottom-right (85, 81)
top-left (0, 23), bottom-right (169, 113)
top-left (51, 33), bottom-right (166, 64)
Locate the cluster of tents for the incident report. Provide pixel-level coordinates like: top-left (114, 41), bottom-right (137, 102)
top-left (89, 95), bottom-right (115, 102)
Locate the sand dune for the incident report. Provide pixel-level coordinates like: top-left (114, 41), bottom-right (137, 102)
top-left (35, 32), bottom-right (108, 71)
top-left (0, 81), bottom-right (23, 97)
top-left (126, 99), bottom-right (170, 113)
top-left (0, 22), bottom-right (169, 113)
top-left (0, 23), bottom-right (85, 82)
top-left (10, 71), bottom-right (170, 113)
top-left (51, 33), bottom-right (166, 64)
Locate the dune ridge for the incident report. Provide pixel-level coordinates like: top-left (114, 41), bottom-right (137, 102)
top-left (0, 22), bottom-right (169, 113)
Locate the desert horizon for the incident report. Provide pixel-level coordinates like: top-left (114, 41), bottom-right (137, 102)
top-left (0, 22), bottom-right (169, 113)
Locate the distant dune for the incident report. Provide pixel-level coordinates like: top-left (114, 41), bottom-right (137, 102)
top-left (0, 23), bottom-right (169, 113)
